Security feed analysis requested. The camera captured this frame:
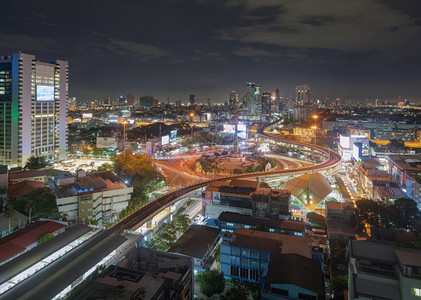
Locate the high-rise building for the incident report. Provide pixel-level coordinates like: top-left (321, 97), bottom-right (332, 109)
top-left (295, 84), bottom-right (310, 106)
top-left (189, 93), bottom-right (196, 106)
top-left (0, 53), bottom-right (68, 167)
top-left (207, 97), bottom-right (213, 106)
top-left (229, 90), bottom-right (239, 106)
top-left (139, 96), bottom-right (155, 110)
top-left (126, 92), bottom-right (134, 105)
top-left (261, 91), bottom-right (271, 121)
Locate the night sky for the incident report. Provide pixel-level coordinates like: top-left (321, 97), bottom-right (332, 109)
top-left (1, 0), bottom-right (421, 102)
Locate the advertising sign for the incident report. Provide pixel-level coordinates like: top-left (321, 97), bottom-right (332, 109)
top-left (161, 135), bottom-right (169, 147)
top-left (212, 192), bottom-right (221, 205)
top-left (170, 130), bottom-right (177, 141)
top-left (223, 124), bottom-right (247, 139)
top-left (36, 85), bottom-right (54, 101)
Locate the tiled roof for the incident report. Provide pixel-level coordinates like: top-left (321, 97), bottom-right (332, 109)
top-left (9, 170), bottom-right (47, 180)
top-left (0, 221), bottom-right (65, 263)
top-left (7, 180), bottom-right (44, 197)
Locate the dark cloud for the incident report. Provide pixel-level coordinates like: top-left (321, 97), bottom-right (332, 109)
top-left (1, 0), bottom-right (421, 102)
top-left (217, 0), bottom-right (421, 54)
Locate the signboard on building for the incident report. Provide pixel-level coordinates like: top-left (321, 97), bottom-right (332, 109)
top-left (170, 130), bottom-right (177, 141)
top-left (223, 124), bottom-right (247, 139)
top-left (212, 192), bottom-right (220, 205)
top-left (36, 85), bottom-right (54, 101)
top-left (161, 135), bottom-right (169, 147)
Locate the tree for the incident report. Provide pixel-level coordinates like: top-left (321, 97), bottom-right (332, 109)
top-left (330, 276), bottom-right (348, 300)
top-left (28, 189), bottom-right (58, 218)
top-left (245, 165), bottom-right (255, 173)
top-left (173, 214), bottom-right (191, 235)
top-left (4, 204), bottom-right (14, 233)
top-left (25, 198), bottom-right (36, 224)
top-left (24, 155), bottom-right (47, 170)
top-left (97, 162), bottom-right (113, 171)
top-left (258, 181), bottom-right (270, 188)
top-left (114, 150), bottom-right (165, 187)
top-left (223, 284), bottom-right (248, 300)
top-left (197, 270), bottom-right (225, 298)
top-left (38, 233), bottom-right (54, 244)
top-left (388, 198), bottom-right (420, 231)
top-left (354, 199), bottom-right (384, 234)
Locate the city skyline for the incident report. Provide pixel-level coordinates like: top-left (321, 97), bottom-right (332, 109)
top-left (1, 1), bottom-right (421, 102)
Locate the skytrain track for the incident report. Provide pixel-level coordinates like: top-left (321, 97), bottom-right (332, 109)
top-left (113, 127), bottom-right (342, 231)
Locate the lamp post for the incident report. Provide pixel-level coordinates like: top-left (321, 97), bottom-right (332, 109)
top-left (190, 112), bottom-right (194, 142)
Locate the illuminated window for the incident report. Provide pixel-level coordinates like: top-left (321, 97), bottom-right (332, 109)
top-left (412, 288), bottom-right (421, 297)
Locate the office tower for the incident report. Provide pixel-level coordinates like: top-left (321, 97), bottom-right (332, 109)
top-left (275, 88), bottom-right (280, 102)
top-left (139, 96), bottom-right (155, 110)
top-left (126, 92), bottom-right (134, 105)
top-left (102, 97), bottom-right (111, 106)
top-left (118, 95), bottom-right (126, 105)
top-left (189, 93), bottom-right (196, 106)
top-left (229, 90), bottom-right (239, 106)
top-left (0, 53), bottom-right (68, 167)
top-left (175, 99), bottom-right (182, 107)
top-left (295, 84), bottom-right (310, 106)
top-left (207, 97), bottom-right (213, 106)
top-left (261, 91), bottom-right (271, 121)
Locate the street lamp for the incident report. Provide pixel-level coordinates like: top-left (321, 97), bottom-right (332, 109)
top-left (190, 112), bottom-right (194, 141)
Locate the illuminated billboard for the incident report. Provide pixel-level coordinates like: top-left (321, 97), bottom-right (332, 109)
top-left (223, 124), bottom-right (247, 139)
top-left (36, 85), bottom-right (54, 101)
top-left (82, 113), bottom-right (93, 119)
top-left (170, 130), bottom-right (177, 141)
top-left (161, 135), bottom-right (169, 147)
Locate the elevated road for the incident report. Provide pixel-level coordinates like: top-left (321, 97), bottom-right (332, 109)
top-left (114, 127), bottom-right (341, 232)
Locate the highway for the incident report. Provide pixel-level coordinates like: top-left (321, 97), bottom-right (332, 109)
top-left (113, 127), bottom-right (342, 231)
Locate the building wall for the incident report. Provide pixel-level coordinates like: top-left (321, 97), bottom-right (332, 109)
top-left (220, 243), bottom-right (270, 283)
top-left (0, 53), bottom-right (67, 167)
top-left (262, 283), bottom-right (318, 300)
top-left (205, 204), bottom-right (252, 220)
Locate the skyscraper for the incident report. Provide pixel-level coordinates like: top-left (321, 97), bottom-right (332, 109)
top-left (126, 92), bottom-right (134, 105)
top-left (261, 91), bottom-right (271, 122)
top-left (295, 84), bottom-right (310, 106)
top-left (189, 94), bottom-right (196, 106)
top-left (0, 53), bottom-right (68, 167)
top-left (229, 90), bottom-right (239, 106)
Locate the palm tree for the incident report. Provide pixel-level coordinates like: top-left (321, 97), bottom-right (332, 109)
top-left (25, 198), bottom-right (36, 224)
top-left (4, 204), bottom-right (15, 233)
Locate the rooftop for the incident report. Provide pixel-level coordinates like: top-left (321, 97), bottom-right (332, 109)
top-left (168, 225), bottom-right (221, 260)
top-left (7, 180), bottom-right (44, 197)
top-left (9, 169), bottom-right (47, 181)
top-left (388, 155), bottom-right (421, 172)
top-left (228, 229), bottom-right (310, 256)
top-left (282, 172), bottom-right (333, 210)
top-left (0, 221), bottom-right (65, 263)
top-left (54, 171), bottom-right (130, 198)
top-left (264, 254), bottom-right (324, 296)
top-left (218, 212), bottom-right (305, 232)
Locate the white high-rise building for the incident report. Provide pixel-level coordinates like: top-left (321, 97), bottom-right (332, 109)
top-left (0, 52), bottom-right (68, 167)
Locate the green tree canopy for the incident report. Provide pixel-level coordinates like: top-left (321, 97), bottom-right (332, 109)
top-left (24, 156), bottom-right (47, 170)
top-left (38, 233), bottom-right (55, 244)
top-left (197, 270), bottom-right (225, 298)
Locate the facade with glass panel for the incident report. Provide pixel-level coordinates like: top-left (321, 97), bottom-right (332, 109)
top-left (0, 53), bottom-right (67, 167)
